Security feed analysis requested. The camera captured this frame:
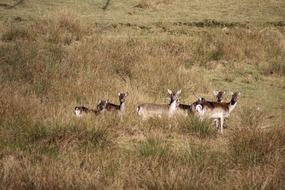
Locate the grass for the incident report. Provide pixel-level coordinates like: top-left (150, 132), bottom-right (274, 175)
top-left (136, 136), bottom-right (170, 158)
top-left (1, 0), bottom-right (284, 24)
top-left (179, 115), bottom-right (217, 138)
top-left (228, 126), bottom-right (285, 169)
top-left (0, 1), bottom-right (285, 189)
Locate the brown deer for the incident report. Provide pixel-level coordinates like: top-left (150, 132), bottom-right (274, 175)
top-left (74, 101), bottom-right (107, 117)
top-left (177, 90), bottom-right (226, 115)
top-left (136, 89), bottom-right (181, 119)
top-left (97, 92), bottom-right (128, 116)
top-left (195, 92), bottom-right (240, 134)
top-left (213, 90), bottom-right (226, 102)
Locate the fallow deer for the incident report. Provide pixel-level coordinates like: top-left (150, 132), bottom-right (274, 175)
top-left (136, 89), bottom-right (181, 119)
top-left (212, 90), bottom-right (226, 126)
top-left (213, 90), bottom-right (226, 102)
top-left (176, 101), bottom-right (197, 116)
top-left (74, 102), bottom-right (107, 117)
top-left (74, 106), bottom-right (91, 117)
top-left (98, 92), bottom-right (128, 116)
top-left (177, 90), bottom-right (226, 115)
top-left (195, 92), bottom-right (240, 134)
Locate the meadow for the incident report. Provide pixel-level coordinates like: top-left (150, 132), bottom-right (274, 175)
top-left (0, 0), bottom-right (285, 189)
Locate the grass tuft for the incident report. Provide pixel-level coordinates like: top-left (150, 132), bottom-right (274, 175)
top-left (1, 26), bottom-right (33, 42)
top-left (136, 136), bottom-right (170, 158)
top-left (179, 115), bottom-right (217, 138)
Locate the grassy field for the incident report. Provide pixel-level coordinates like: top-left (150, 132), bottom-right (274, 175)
top-left (0, 0), bottom-right (285, 189)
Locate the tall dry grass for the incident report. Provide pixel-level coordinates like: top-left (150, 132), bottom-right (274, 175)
top-left (0, 10), bottom-right (285, 189)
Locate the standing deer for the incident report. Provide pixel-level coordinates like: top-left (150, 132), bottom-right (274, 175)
top-left (195, 92), bottom-right (240, 134)
top-left (213, 90), bottom-right (226, 102)
top-left (176, 100), bottom-right (199, 116)
top-left (136, 89), bottom-right (181, 119)
top-left (177, 90), bottom-right (226, 115)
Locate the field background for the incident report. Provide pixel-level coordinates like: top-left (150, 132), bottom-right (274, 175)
top-left (0, 0), bottom-right (285, 189)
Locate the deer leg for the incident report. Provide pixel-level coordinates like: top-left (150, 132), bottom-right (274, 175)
top-left (220, 117), bottom-right (224, 134)
top-left (214, 119), bottom-right (219, 129)
top-left (118, 112), bottom-right (123, 121)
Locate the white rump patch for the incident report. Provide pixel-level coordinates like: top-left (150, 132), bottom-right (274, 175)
top-left (195, 105), bottom-right (203, 112)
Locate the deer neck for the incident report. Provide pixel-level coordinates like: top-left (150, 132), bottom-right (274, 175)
top-left (229, 98), bottom-right (237, 113)
top-left (119, 101), bottom-right (125, 112)
top-left (169, 99), bottom-right (178, 115)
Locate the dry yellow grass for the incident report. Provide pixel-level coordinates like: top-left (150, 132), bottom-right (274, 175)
top-left (0, 2), bottom-right (285, 190)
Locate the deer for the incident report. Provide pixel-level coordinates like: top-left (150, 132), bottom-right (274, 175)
top-left (195, 92), bottom-right (240, 134)
top-left (176, 101), bottom-right (197, 116)
top-left (74, 101), bottom-right (108, 117)
top-left (74, 106), bottom-right (91, 117)
top-left (97, 92), bottom-right (128, 117)
top-left (212, 90), bottom-right (226, 126)
top-left (136, 89), bottom-right (181, 119)
top-left (213, 90), bottom-right (226, 102)
top-left (177, 90), bottom-right (226, 115)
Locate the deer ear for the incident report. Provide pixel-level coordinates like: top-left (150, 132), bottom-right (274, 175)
top-left (118, 93), bottom-right (121, 96)
top-left (198, 97), bottom-right (205, 102)
top-left (98, 100), bottom-right (102, 104)
top-left (125, 92), bottom-right (128, 96)
top-left (223, 91), bottom-right (226, 95)
top-left (176, 89), bottom-right (182, 95)
top-left (238, 92), bottom-right (241, 96)
top-left (213, 90), bottom-right (218, 96)
top-left (167, 89), bottom-right (172, 95)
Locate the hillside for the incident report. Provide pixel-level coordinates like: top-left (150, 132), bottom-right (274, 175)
top-left (0, 0), bottom-right (285, 189)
